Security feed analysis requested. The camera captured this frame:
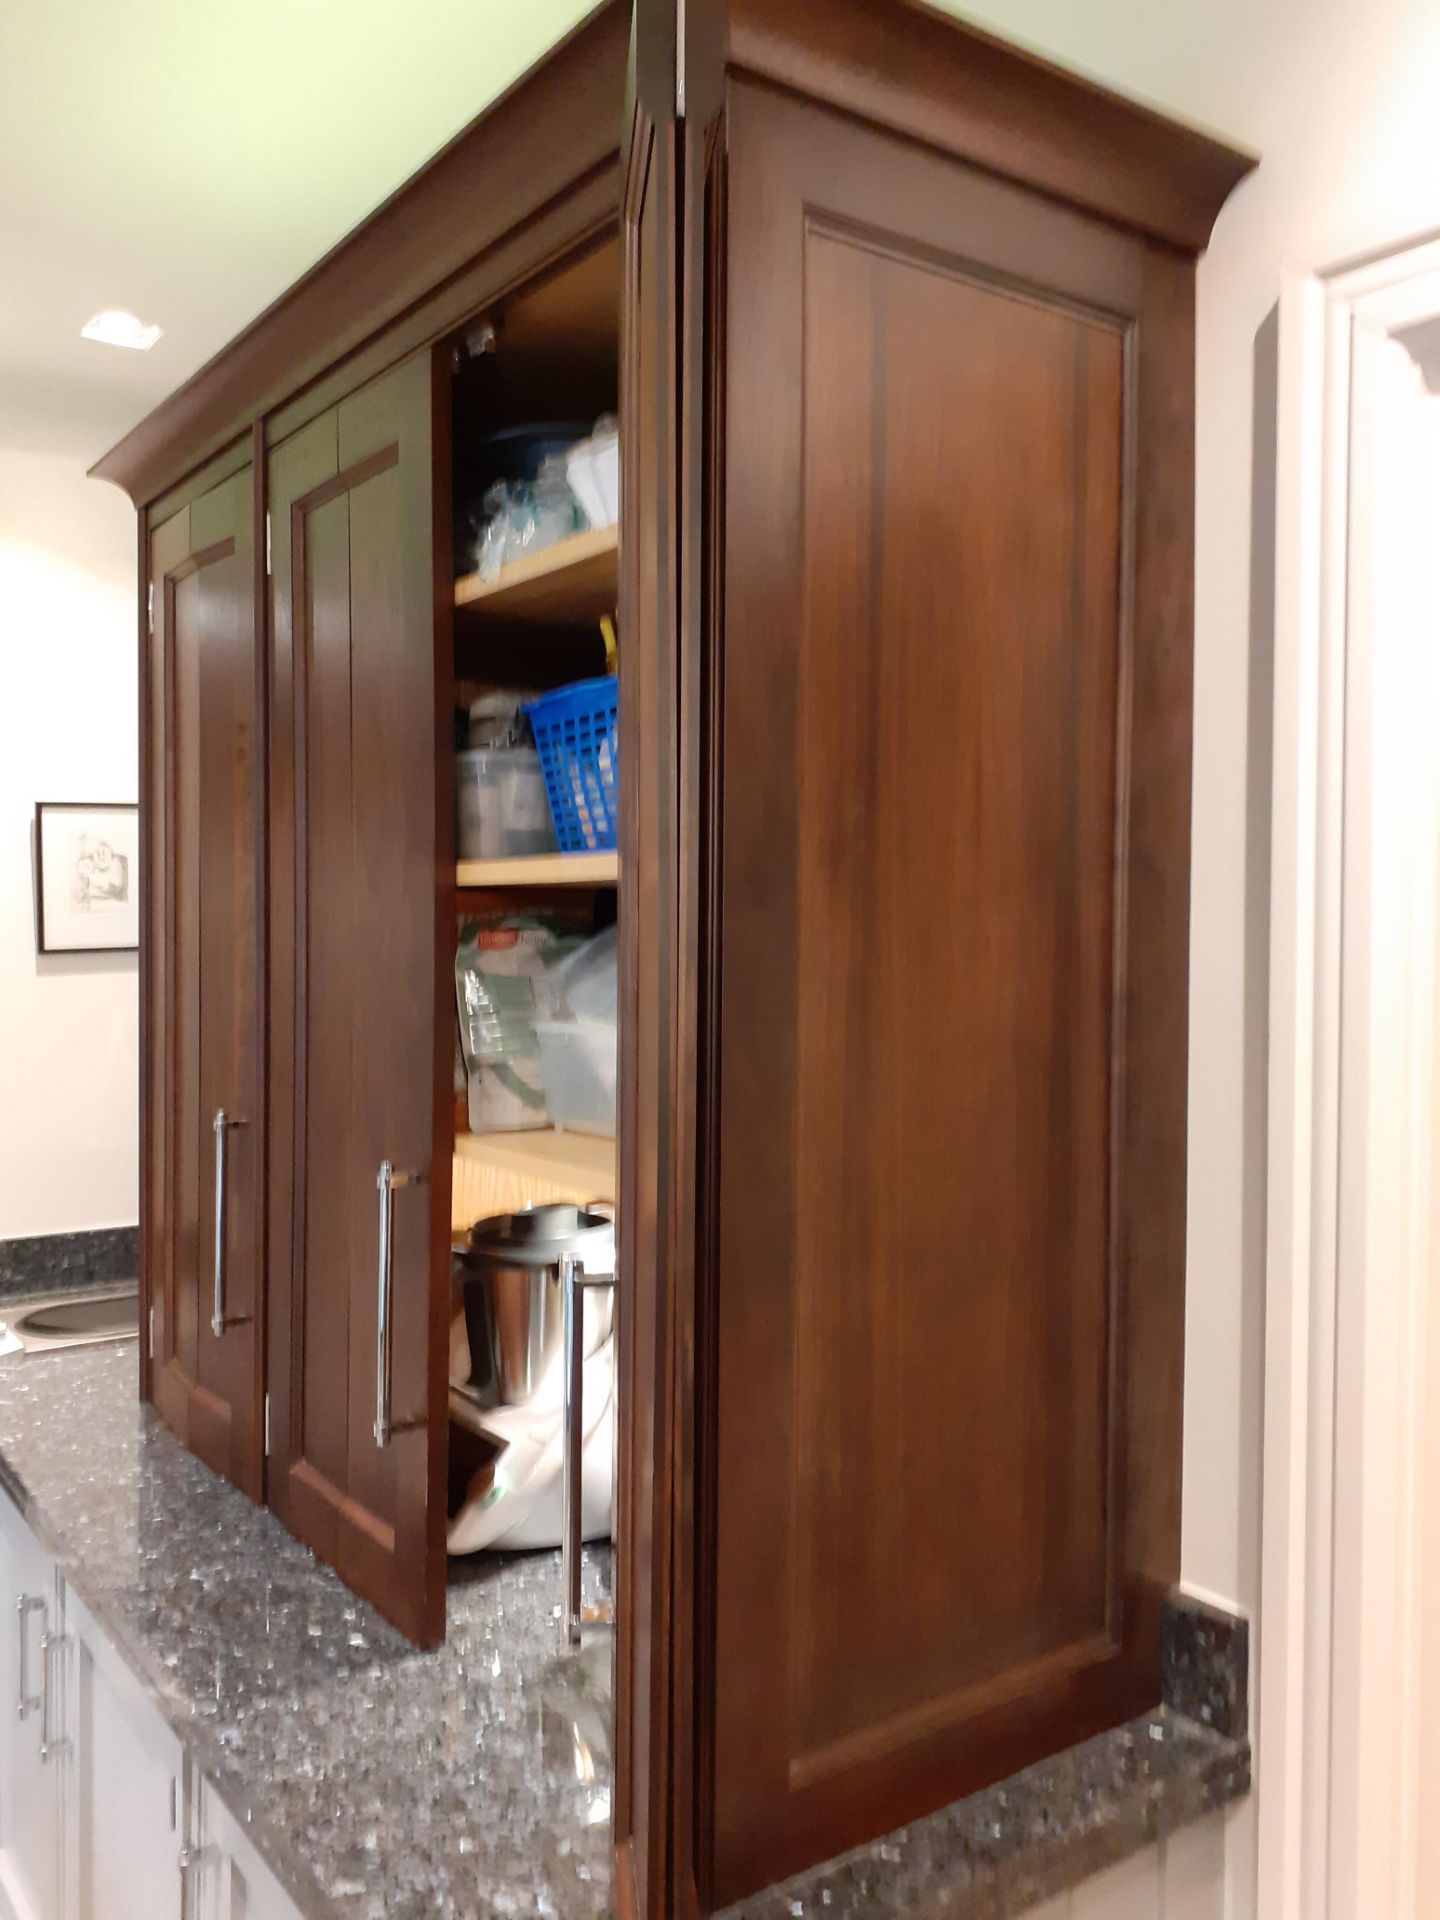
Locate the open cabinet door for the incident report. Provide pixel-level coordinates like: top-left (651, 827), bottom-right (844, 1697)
top-left (617, 4), bottom-right (737, 1910)
top-left (615, 1), bottom-right (698, 1912)
top-left (266, 352), bottom-right (453, 1649)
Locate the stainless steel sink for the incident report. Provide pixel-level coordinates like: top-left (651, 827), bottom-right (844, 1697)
top-left (1, 1285), bottom-right (139, 1353)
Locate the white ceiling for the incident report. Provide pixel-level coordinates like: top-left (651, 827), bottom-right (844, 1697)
top-left (0, 0), bottom-right (595, 464)
top-left (1, 0), bottom-right (1257, 470)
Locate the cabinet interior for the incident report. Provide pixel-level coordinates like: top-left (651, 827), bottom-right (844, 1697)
top-left (442, 233), bottom-right (622, 1558)
top-left (450, 236), bottom-right (619, 693)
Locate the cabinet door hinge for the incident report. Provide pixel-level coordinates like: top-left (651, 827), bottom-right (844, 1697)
top-left (147, 1306), bottom-right (156, 1360)
top-left (146, 582), bottom-right (154, 635)
top-left (264, 1393), bottom-right (272, 1457)
top-left (676, 0), bottom-right (685, 115)
top-left (265, 512), bottom-right (272, 576)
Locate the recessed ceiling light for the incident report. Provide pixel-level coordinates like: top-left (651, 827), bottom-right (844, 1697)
top-left (81, 310), bottom-right (163, 352)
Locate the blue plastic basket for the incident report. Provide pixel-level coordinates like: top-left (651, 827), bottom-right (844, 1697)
top-left (524, 675), bottom-right (620, 853)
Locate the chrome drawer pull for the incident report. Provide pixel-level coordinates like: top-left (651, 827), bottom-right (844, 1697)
top-left (15, 1594), bottom-right (42, 1721)
top-left (374, 1161), bottom-right (424, 1449)
top-left (38, 1629), bottom-right (67, 1762)
top-left (211, 1108), bottom-right (249, 1338)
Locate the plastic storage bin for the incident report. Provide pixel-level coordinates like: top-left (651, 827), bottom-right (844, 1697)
top-left (534, 1019), bottom-right (618, 1135)
top-left (566, 424), bottom-right (619, 530)
top-left (456, 747), bottom-right (556, 860)
top-left (524, 676), bottom-right (619, 853)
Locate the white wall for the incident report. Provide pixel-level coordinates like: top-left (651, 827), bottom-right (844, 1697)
top-left (0, 450), bottom-right (137, 1237)
top-left (1419, 826), bottom-right (1440, 1907)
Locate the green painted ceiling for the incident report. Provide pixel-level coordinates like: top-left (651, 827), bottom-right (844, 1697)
top-left (1, 0), bottom-right (1254, 464)
top-left (1, 0), bottom-right (595, 460)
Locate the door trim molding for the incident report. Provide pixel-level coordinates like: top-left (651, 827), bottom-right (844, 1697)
top-left (1260, 229), bottom-right (1440, 1920)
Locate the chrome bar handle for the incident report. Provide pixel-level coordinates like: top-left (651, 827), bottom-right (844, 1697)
top-left (374, 1162), bottom-right (422, 1449)
top-left (16, 1595), bottom-right (42, 1720)
top-left (38, 1628), bottom-right (67, 1763)
top-left (561, 1255), bottom-right (585, 1645)
top-left (561, 1256), bottom-right (617, 1649)
top-left (211, 1109), bottom-right (248, 1338)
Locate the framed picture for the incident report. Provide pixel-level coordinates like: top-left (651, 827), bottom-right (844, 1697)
top-left (34, 802), bottom-right (139, 954)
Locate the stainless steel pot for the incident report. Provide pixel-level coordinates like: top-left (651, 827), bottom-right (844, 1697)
top-left (451, 1202), bottom-right (614, 1408)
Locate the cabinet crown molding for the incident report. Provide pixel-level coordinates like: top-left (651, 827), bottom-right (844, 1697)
top-left (91, 0), bottom-right (1252, 509)
top-left (88, 1), bottom-right (630, 506)
top-left (720, 0), bottom-right (1254, 254)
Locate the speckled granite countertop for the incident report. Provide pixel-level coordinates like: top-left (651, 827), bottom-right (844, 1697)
top-left (721, 1708), bottom-right (1247, 1920)
top-left (0, 1330), bottom-right (1250, 1920)
top-left (0, 1340), bottom-right (612, 1920)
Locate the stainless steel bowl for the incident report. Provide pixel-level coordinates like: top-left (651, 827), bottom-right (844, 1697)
top-left (452, 1203), bottom-right (614, 1408)
top-left (0, 1285), bottom-right (139, 1353)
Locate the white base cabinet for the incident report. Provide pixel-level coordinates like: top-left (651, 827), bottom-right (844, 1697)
top-left (0, 1495), bottom-right (300, 1920)
top-left (190, 1779), bottom-right (300, 1920)
top-left (0, 1496), bottom-right (62, 1920)
top-left (61, 1589), bottom-right (184, 1920)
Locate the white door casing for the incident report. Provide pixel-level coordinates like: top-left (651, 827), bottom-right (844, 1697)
top-left (1260, 231), bottom-right (1440, 1920)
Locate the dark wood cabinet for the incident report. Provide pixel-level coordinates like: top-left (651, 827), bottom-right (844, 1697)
top-left (99, 2), bottom-right (1252, 1910)
top-left (623, 4), bottom-right (1250, 1907)
top-left (265, 355), bottom-right (453, 1648)
top-left (614, 25), bottom-right (682, 1909)
top-left (143, 453), bottom-right (265, 1500)
top-left (676, 67), bottom-right (1196, 1904)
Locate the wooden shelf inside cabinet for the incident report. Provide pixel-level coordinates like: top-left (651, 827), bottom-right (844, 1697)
top-left (454, 1127), bottom-right (616, 1193)
top-left (455, 851), bottom-right (618, 889)
top-left (453, 524), bottom-right (618, 624)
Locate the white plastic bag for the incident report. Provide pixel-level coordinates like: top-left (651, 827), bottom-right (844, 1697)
top-left (454, 914), bottom-right (584, 1131)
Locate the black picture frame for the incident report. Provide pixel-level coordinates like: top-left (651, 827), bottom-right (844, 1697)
top-left (34, 801), bottom-right (140, 955)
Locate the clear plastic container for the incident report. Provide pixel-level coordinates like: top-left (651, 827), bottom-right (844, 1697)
top-left (468, 691), bottom-right (535, 749)
top-left (531, 454), bottom-right (583, 549)
top-left (556, 925), bottom-right (617, 1024)
top-left (534, 1019), bottom-right (617, 1135)
top-left (456, 747), bottom-right (557, 860)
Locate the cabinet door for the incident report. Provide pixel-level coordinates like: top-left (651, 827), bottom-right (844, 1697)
top-left (267, 352), bottom-right (451, 1648)
top-left (63, 1592), bottom-right (183, 1920)
top-left (193, 1777), bottom-right (302, 1920)
top-left (0, 1497), bottom-right (61, 1920)
top-left (614, 11), bottom-right (684, 1918)
top-left (146, 458), bottom-right (264, 1499)
top-left (630, 14), bottom-right (1209, 1909)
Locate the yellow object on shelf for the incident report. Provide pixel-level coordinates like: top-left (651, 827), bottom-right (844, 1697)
top-left (455, 851), bottom-right (617, 889)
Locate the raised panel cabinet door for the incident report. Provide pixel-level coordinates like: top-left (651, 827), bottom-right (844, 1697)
top-left (0, 1497), bottom-right (61, 1920)
top-left (63, 1592), bottom-right (183, 1920)
top-left (145, 459), bottom-right (264, 1499)
top-left (266, 351), bottom-right (452, 1649)
top-left (693, 76), bottom-right (1201, 1903)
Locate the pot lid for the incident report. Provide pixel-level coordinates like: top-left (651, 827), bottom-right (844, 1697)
top-left (456, 1201), bottom-right (613, 1268)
